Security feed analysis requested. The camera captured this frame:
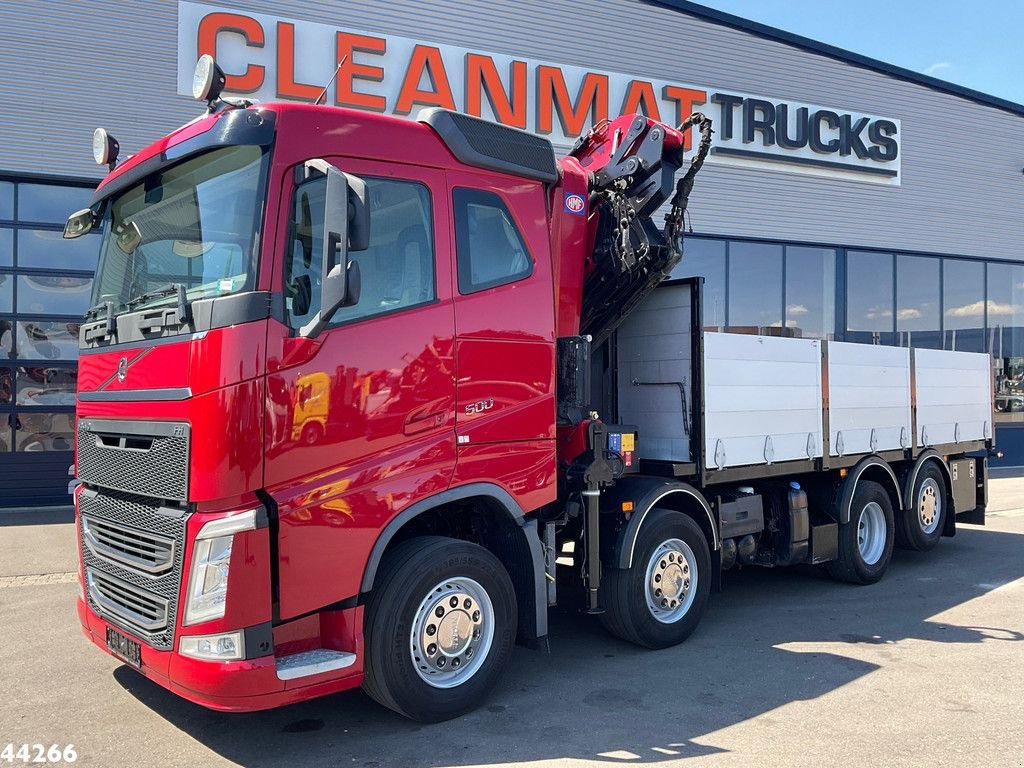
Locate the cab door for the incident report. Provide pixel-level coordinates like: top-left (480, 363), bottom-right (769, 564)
top-left (264, 159), bottom-right (456, 620)
top-left (446, 168), bottom-right (557, 513)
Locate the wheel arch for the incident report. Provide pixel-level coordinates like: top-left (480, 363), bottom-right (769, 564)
top-left (359, 482), bottom-right (547, 643)
top-left (839, 455), bottom-right (902, 524)
top-left (604, 477), bottom-right (719, 570)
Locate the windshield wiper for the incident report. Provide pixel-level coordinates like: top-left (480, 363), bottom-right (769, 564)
top-left (83, 299), bottom-right (117, 341)
top-left (126, 283), bottom-right (193, 324)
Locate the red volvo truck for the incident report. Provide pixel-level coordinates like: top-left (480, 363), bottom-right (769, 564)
top-left (66, 56), bottom-right (991, 722)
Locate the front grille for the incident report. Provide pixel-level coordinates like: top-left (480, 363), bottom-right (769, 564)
top-left (87, 569), bottom-right (169, 632)
top-left (81, 516), bottom-right (175, 575)
top-left (79, 487), bottom-right (189, 650)
top-left (77, 418), bottom-right (190, 501)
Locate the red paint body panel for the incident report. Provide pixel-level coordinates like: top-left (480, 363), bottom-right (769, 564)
top-left (74, 102), bottom-right (670, 713)
top-left (550, 157), bottom-right (592, 339)
top-left (452, 441), bottom-right (558, 513)
top-left (264, 157), bottom-right (458, 620)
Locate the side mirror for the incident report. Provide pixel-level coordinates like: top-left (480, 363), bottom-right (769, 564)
top-left (299, 159), bottom-right (370, 338)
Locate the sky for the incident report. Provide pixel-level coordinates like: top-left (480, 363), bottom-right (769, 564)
top-left (690, 0), bottom-right (1024, 104)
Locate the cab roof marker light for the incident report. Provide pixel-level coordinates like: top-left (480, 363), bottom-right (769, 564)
top-left (195, 508), bottom-right (259, 540)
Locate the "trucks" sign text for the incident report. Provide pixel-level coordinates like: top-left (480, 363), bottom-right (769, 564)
top-left (177, 1), bottom-right (902, 185)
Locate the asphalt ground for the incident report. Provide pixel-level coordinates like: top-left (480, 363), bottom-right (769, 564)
top-left (1, 483), bottom-right (1023, 768)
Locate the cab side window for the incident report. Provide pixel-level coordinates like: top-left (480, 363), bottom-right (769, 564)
top-left (284, 175), bottom-right (435, 329)
top-left (453, 188), bottom-right (532, 294)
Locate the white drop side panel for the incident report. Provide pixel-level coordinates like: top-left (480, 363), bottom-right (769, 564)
top-left (827, 342), bottom-right (912, 455)
top-left (914, 348), bottom-right (992, 446)
top-left (617, 284), bottom-right (693, 462)
top-left (703, 333), bottom-right (823, 468)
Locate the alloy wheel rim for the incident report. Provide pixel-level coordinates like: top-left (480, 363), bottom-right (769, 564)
top-left (410, 577), bottom-right (494, 689)
top-left (857, 501), bottom-right (886, 565)
top-left (644, 538), bottom-right (698, 624)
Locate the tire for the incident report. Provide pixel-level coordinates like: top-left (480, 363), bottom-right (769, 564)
top-left (897, 462), bottom-right (946, 552)
top-left (826, 479), bottom-right (895, 584)
top-left (362, 536), bottom-right (517, 722)
top-left (600, 509), bottom-right (711, 649)
top-left (300, 421), bottom-right (323, 445)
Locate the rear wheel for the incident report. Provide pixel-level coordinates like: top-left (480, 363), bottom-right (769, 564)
top-left (897, 462), bottom-right (946, 552)
top-left (600, 509), bottom-right (711, 649)
top-left (362, 536), bottom-right (516, 722)
top-left (826, 480), bottom-right (894, 584)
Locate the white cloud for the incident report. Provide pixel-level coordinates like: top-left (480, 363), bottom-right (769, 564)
top-left (925, 61), bottom-right (952, 75)
top-left (786, 304), bottom-right (809, 316)
top-left (944, 300), bottom-right (1021, 319)
top-left (896, 308), bottom-right (922, 320)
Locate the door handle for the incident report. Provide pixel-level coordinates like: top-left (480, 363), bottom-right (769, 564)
top-left (403, 410), bottom-right (446, 435)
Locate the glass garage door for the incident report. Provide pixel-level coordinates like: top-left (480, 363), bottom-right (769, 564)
top-left (0, 177), bottom-right (99, 507)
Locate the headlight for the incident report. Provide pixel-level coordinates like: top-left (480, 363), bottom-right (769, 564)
top-left (183, 510), bottom-right (258, 626)
top-left (180, 631), bottom-right (244, 661)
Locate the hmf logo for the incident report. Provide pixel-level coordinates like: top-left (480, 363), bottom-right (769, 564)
top-left (178, 1), bottom-right (901, 183)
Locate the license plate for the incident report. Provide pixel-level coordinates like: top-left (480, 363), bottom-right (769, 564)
top-left (106, 626), bottom-right (142, 670)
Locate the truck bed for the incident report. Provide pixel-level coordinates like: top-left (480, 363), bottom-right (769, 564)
top-left (616, 280), bottom-right (993, 478)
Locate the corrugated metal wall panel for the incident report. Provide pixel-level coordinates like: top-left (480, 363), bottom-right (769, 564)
top-left (0, 0), bottom-right (1021, 260)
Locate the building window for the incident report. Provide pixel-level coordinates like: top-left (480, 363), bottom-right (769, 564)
top-left (943, 258), bottom-right (985, 353)
top-left (673, 238), bottom-right (725, 331)
top-left (0, 177), bottom-right (98, 460)
top-left (785, 246), bottom-right (835, 339)
top-left (728, 241), bottom-right (783, 334)
top-left (0, 182), bottom-right (13, 221)
top-left (846, 250), bottom-right (895, 344)
top-left (896, 254), bottom-right (941, 349)
top-left (986, 261), bottom-right (1024, 422)
top-left (0, 228), bottom-right (11, 267)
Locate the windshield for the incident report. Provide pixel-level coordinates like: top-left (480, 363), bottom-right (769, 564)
top-left (92, 145), bottom-right (269, 314)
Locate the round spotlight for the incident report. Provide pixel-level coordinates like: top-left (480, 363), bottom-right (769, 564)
top-left (192, 54), bottom-right (226, 102)
top-left (92, 127), bottom-right (119, 167)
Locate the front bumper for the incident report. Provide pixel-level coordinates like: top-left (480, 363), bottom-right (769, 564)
top-left (78, 598), bottom-right (363, 711)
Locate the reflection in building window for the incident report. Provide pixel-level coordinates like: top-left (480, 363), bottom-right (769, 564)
top-left (943, 258), bottom-right (985, 353)
top-left (16, 367), bottom-right (77, 406)
top-left (17, 184), bottom-right (93, 224)
top-left (15, 322), bottom-right (80, 361)
top-left (0, 181), bottom-right (13, 220)
top-left (847, 251), bottom-right (894, 344)
top-left (0, 273), bottom-right (12, 313)
top-left (0, 367), bottom-right (11, 404)
top-left (987, 262), bottom-right (1024, 422)
top-left (728, 242), bottom-right (782, 334)
top-left (0, 227), bottom-right (11, 267)
top-left (16, 275), bottom-right (93, 315)
top-left (14, 411), bottom-right (74, 451)
top-left (785, 246), bottom-right (835, 339)
top-left (17, 229), bottom-right (100, 271)
top-left (896, 255), bottom-right (941, 349)
top-left (672, 238), bottom-right (725, 331)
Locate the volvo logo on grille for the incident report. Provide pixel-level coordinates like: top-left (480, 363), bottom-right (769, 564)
top-left (116, 357), bottom-right (128, 383)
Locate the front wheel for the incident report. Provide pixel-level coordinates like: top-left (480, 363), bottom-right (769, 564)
top-left (600, 509), bottom-right (711, 649)
top-left (362, 536), bottom-right (517, 722)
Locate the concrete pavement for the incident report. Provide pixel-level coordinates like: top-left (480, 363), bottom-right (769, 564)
top-left (1, 484), bottom-right (1022, 768)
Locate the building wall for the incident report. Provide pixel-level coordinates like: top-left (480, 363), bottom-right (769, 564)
top-left (0, 0), bottom-right (1021, 259)
top-left (0, 0), bottom-right (1021, 505)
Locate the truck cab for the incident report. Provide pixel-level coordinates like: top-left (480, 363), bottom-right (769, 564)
top-left (73, 99), bottom-right (578, 719)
